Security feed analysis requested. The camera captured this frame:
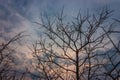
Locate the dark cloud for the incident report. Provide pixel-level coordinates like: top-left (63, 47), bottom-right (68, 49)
top-left (9, 0), bottom-right (33, 17)
top-left (0, 0), bottom-right (119, 58)
top-left (0, 5), bottom-right (10, 20)
top-left (0, 5), bottom-right (20, 36)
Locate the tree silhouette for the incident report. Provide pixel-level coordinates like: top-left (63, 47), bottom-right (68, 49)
top-left (30, 8), bottom-right (120, 80)
top-left (102, 20), bottom-right (120, 80)
top-left (0, 32), bottom-right (26, 80)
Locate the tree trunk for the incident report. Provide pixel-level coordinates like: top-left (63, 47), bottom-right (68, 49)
top-left (76, 51), bottom-right (79, 80)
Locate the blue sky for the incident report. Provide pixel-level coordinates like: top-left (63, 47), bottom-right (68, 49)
top-left (0, 0), bottom-right (120, 44)
top-left (0, 0), bottom-right (120, 76)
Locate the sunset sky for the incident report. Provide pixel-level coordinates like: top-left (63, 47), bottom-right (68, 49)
top-left (0, 0), bottom-right (120, 62)
top-left (0, 0), bottom-right (120, 79)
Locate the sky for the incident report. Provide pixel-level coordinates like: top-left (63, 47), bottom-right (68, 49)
top-left (0, 0), bottom-right (120, 68)
top-left (0, 0), bottom-right (120, 39)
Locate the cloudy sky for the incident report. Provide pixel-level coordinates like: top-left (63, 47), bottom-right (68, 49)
top-left (0, 1), bottom-right (120, 78)
top-left (0, 0), bottom-right (120, 55)
top-left (0, 0), bottom-right (120, 75)
top-left (0, 0), bottom-right (120, 38)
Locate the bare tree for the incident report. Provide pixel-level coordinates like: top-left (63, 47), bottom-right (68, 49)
top-left (102, 19), bottom-right (120, 80)
top-left (31, 8), bottom-right (119, 80)
top-left (0, 32), bottom-right (26, 80)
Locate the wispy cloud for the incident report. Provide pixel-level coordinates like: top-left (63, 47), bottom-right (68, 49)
top-left (0, 0), bottom-right (120, 74)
